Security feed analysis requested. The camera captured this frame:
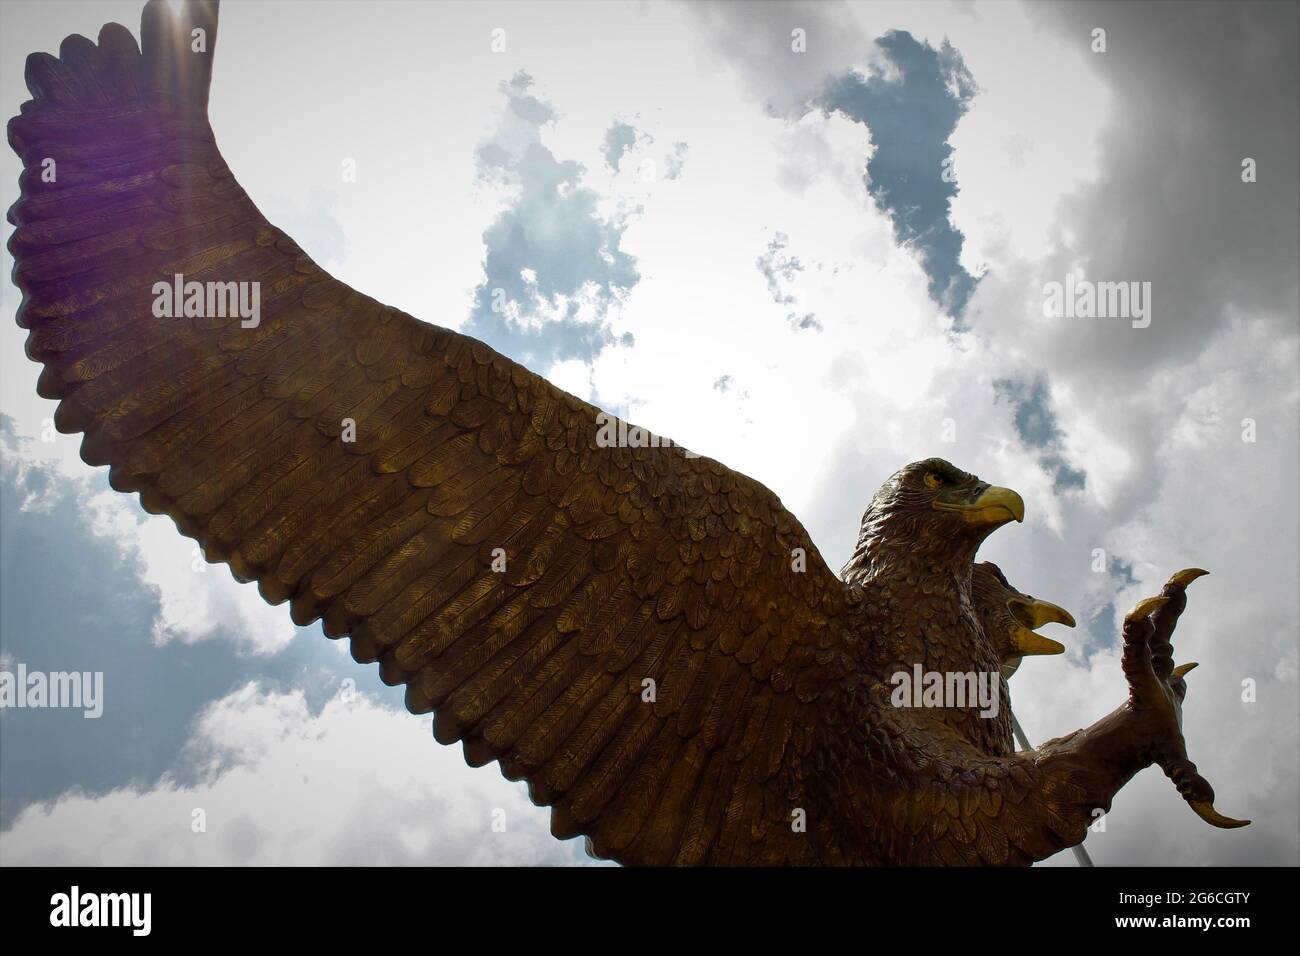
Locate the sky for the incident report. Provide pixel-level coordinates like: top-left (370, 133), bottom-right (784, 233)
top-left (0, 0), bottom-right (1296, 866)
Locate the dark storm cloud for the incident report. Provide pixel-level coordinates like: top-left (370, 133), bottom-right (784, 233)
top-left (0, 423), bottom-right (406, 826)
top-left (1022, 1), bottom-right (1298, 377)
top-left (817, 31), bottom-right (981, 319)
top-left (461, 72), bottom-right (639, 374)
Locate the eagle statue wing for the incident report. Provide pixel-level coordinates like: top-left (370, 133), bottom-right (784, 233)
top-left (8, 0), bottom-right (850, 865)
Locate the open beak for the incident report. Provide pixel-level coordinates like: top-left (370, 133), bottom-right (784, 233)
top-left (1010, 625), bottom-right (1066, 657)
top-left (1008, 597), bottom-right (1074, 657)
top-left (934, 485), bottom-right (1026, 528)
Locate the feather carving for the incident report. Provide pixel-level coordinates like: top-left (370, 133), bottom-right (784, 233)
top-left (7, 0), bottom-right (1250, 866)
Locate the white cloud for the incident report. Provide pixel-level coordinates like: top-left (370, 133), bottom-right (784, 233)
top-left (0, 426), bottom-right (298, 656)
top-left (84, 483), bottom-right (298, 655)
top-left (0, 682), bottom-right (597, 866)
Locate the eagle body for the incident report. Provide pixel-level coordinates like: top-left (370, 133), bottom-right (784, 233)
top-left (841, 459), bottom-right (1017, 755)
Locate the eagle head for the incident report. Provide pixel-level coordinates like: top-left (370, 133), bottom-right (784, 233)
top-left (971, 561), bottom-right (1075, 679)
top-left (844, 458), bottom-right (1027, 582)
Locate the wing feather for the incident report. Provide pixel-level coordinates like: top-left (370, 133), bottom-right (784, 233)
top-left (7, 0), bottom-right (847, 866)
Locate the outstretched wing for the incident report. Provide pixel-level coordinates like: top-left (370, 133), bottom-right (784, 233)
top-left (8, 0), bottom-right (848, 864)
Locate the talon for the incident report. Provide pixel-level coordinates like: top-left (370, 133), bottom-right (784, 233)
top-left (1167, 568), bottom-right (1209, 589)
top-left (1171, 662), bottom-right (1199, 679)
top-left (1127, 596), bottom-right (1169, 621)
top-left (1189, 801), bottom-right (1250, 829)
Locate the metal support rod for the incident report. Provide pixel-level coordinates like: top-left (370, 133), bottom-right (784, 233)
top-left (1010, 708), bottom-right (1095, 867)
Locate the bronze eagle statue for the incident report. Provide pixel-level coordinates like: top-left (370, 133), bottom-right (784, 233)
top-left (6, 0), bottom-right (1248, 865)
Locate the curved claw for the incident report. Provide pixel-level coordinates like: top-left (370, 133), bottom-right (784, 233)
top-left (1171, 662), bottom-right (1199, 679)
top-left (1189, 801), bottom-right (1251, 829)
top-left (1128, 596), bottom-right (1169, 621)
top-left (1167, 568), bottom-right (1209, 589)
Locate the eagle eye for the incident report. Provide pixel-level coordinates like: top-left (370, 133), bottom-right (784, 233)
top-left (923, 471), bottom-right (944, 490)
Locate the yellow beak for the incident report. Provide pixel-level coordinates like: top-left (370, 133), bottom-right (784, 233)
top-left (1009, 598), bottom-right (1074, 659)
top-left (1011, 625), bottom-right (1066, 657)
top-left (1024, 598), bottom-right (1076, 630)
top-left (935, 485), bottom-right (1025, 527)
